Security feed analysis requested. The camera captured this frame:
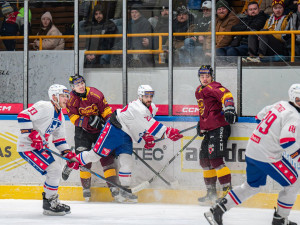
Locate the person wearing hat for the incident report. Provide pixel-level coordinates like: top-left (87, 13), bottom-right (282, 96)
top-left (203, 0), bottom-right (239, 57)
top-left (83, 4), bottom-right (117, 67)
top-left (178, 1), bottom-right (212, 65)
top-left (247, 0), bottom-right (291, 62)
top-left (153, 3), bottom-right (169, 49)
top-left (31, 11), bottom-right (64, 50)
top-left (0, 2), bottom-right (23, 51)
top-left (128, 4), bottom-right (154, 67)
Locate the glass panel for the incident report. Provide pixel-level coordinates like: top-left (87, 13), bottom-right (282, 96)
top-left (241, 57), bottom-right (300, 117)
top-left (127, 1), bottom-right (169, 114)
top-left (28, 0), bottom-right (74, 104)
top-left (0, 0), bottom-right (24, 114)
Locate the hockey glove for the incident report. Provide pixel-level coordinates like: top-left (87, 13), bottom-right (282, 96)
top-left (196, 121), bottom-right (205, 137)
top-left (224, 105), bottom-right (237, 124)
top-left (88, 115), bottom-right (104, 130)
top-left (28, 130), bottom-right (43, 150)
top-left (61, 150), bottom-right (80, 170)
top-left (165, 127), bottom-right (183, 141)
top-left (143, 133), bottom-right (155, 149)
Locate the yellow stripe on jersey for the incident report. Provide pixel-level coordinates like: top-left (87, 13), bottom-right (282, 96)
top-left (221, 92), bottom-right (233, 105)
top-left (81, 87), bottom-right (90, 101)
top-left (69, 114), bottom-right (80, 125)
top-left (101, 107), bottom-right (112, 119)
top-left (203, 169), bottom-right (217, 178)
top-left (216, 166), bottom-right (231, 178)
top-left (80, 171), bottom-right (91, 179)
top-left (104, 169), bottom-right (117, 178)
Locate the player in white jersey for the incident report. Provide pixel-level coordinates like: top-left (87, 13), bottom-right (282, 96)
top-left (63, 85), bottom-right (183, 202)
top-left (17, 84), bottom-right (77, 216)
top-left (204, 84), bottom-right (300, 225)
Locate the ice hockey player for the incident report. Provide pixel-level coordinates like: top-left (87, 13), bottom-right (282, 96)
top-left (63, 84), bottom-right (184, 203)
top-left (195, 65), bottom-right (237, 204)
top-left (17, 84), bottom-right (76, 216)
top-left (204, 84), bottom-right (300, 225)
top-left (63, 74), bottom-right (121, 202)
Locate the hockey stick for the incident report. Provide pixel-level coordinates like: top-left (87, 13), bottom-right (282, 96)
top-left (45, 148), bottom-right (132, 194)
top-left (132, 151), bottom-right (172, 186)
top-left (154, 125), bottom-right (197, 143)
top-left (131, 134), bottom-right (198, 193)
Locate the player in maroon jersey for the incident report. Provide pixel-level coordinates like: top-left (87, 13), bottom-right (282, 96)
top-left (195, 65), bottom-right (237, 204)
top-left (63, 74), bottom-right (122, 202)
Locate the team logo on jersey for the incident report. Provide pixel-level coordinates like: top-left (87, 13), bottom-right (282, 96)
top-left (208, 144), bottom-right (214, 154)
top-left (79, 104), bottom-right (98, 116)
top-left (250, 133), bottom-right (261, 144)
top-left (144, 116), bottom-right (151, 122)
top-left (100, 148), bottom-right (111, 156)
top-left (289, 125), bottom-right (296, 133)
top-left (45, 118), bottom-right (62, 134)
top-left (197, 99), bottom-right (205, 116)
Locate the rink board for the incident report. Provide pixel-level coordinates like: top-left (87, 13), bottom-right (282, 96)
top-left (0, 117), bottom-right (299, 210)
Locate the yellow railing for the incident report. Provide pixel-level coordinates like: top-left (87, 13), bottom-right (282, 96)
top-left (1, 30), bottom-right (299, 62)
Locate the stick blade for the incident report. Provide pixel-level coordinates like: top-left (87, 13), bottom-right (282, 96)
top-left (131, 181), bottom-right (150, 193)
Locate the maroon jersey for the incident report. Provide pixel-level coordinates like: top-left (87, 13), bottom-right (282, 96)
top-left (66, 87), bottom-right (112, 134)
top-left (195, 81), bottom-right (234, 131)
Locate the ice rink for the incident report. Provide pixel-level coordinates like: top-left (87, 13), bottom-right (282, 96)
top-left (0, 199), bottom-right (300, 225)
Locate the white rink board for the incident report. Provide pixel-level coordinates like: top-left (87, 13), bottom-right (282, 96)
top-left (0, 120), bottom-right (299, 194)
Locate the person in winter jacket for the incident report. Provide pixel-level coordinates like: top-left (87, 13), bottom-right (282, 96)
top-left (217, 1), bottom-right (268, 56)
top-left (31, 11), bottom-right (64, 50)
top-left (83, 4), bottom-right (117, 67)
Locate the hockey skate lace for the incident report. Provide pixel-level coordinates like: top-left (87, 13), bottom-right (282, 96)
top-left (49, 194), bottom-right (60, 208)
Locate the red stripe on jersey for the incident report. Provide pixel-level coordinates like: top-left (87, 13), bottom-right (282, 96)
top-left (228, 192), bottom-right (239, 205)
top-left (53, 138), bottom-right (66, 143)
top-left (148, 121), bottom-right (159, 134)
top-left (24, 151), bottom-right (48, 170)
top-left (272, 161), bottom-right (297, 184)
top-left (148, 105), bottom-right (153, 115)
top-left (17, 113), bottom-right (30, 120)
top-left (279, 137), bottom-right (296, 144)
top-left (93, 123), bottom-right (111, 153)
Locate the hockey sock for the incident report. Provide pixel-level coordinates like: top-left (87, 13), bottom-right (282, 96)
top-left (203, 168), bottom-right (217, 186)
top-left (80, 163), bottom-right (92, 190)
top-left (100, 154), bottom-right (119, 188)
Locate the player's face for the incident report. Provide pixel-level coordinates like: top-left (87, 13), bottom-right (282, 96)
top-left (142, 95), bottom-right (153, 108)
top-left (73, 81), bottom-right (86, 94)
top-left (200, 73), bottom-right (212, 86)
top-left (58, 94), bottom-right (70, 109)
top-left (295, 97), bottom-right (300, 107)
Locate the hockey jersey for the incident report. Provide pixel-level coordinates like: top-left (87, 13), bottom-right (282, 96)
top-left (116, 99), bottom-right (166, 143)
top-left (17, 101), bottom-right (70, 152)
top-left (246, 101), bottom-right (300, 163)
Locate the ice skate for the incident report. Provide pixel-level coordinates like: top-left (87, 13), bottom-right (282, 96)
top-left (198, 187), bottom-right (217, 205)
top-left (83, 188), bottom-right (91, 202)
top-left (272, 207), bottom-right (297, 225)
top-left (42, 192), bottom-right (70, 216)
top-left (110, 187), bottom-right (124, 203)
top-left (204, 198), bottom-right (227, 225)
top-left (62, 164), bottom-right (73, 181)
top-left (117, 188), bottom-right (138, 203)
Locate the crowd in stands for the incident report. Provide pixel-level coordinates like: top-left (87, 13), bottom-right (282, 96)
top-left (1, 0), bottom-right (300, 67)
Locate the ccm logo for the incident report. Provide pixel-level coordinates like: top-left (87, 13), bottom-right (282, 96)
top-left (182, 107), bottom-right (198, 113)
top-left (0, 106), bottom-right (11, 111)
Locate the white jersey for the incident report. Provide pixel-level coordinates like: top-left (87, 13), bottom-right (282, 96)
top-left (17, 101), bottom-right (70, 152)
top-left (116, 99), bottom-right (167, 143)
top-left (246, 101), bottom-right (300, 163)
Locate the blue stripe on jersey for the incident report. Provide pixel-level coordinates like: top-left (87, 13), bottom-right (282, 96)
top-left (152, 123), bottom-right (164, 136)
top-left (280, 141), bottom-right (296, 149)
top-left (54, 140), bottom-right (67, 147)
top-left (18, 118), bottom-right (31, 123)
top-left (231, 190), bottom-right (242, 204)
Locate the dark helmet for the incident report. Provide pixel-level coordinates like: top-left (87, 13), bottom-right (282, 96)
top-left (198, 65), bottom-right (214, 80)
top-left (69, 74), bottom-right (85, 87)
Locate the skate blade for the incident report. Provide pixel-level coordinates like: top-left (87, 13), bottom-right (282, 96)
top-left (43, 210), bottom-right (66, 216)
top-left (204, 211), bottom-right (218, 225)
top-left (65, 210), bottom-right (71, 214)
top-left (113, 196), bottom-right (138, 204)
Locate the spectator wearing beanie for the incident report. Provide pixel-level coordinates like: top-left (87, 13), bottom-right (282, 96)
top-left (31, 11), bottom-right (64, 50)
top-left (0, 2), bottom-right (23, 51)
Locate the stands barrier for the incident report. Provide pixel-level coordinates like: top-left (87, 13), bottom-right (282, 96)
top-left (1, 30), bottom-right (299, 62)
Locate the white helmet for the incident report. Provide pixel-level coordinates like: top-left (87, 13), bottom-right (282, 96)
top-left (48, 84), bottom-right (70, 103)
top-left (289, 84), bottom-right (300, 107)
top-left (138, 85), bottom-right (154, 98)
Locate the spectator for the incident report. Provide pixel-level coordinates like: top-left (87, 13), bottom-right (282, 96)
top-left (217, 1), bottom-right (268, 57)
top-left (0, 2), bottom-right (22, 51)
top-left (187, 0), bottom-right (202, 18)
top-left (84, 4), bottom-right (117, 67)
top-left (260, 0), bottom-right (273, 14)
top-left (247, 0), bottom-right (291, 62)
top-left (284, 0), bottom-right (298, 13)
top-left (284, 0), bottom-right (300, 58)
top-left (128, 4), bottom-right (154, 67)
top-left (18, 7), bottom-right (32, 35)
top-left (204, 0), bottom-right (239, 57)
top-left (169, 6), bottom-right (195, 51)
top-left (178, 0), bottom-right (211, 65)
top-left (153, 3), bottom-right (169, 49)
top-left (31, 12), bottom-right (64, 50)
top-left (78, 0), bottom-right (92, 35)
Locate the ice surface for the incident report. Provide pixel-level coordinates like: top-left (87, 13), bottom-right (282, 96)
top-left (0, 199), bottom-right (299, 225)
